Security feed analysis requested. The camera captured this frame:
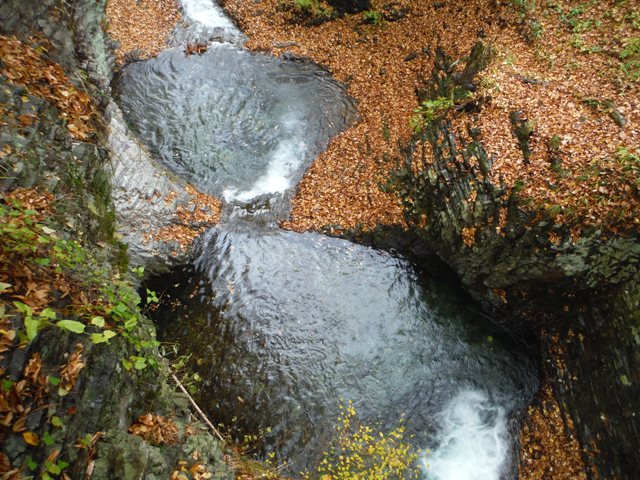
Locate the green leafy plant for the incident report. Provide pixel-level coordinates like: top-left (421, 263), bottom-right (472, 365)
top-left (572, 18), bottom-right (600, 33)
top-left (620, 37), bottom-right (640, 59)
top-left (294, 0), bottom-right (315, 12)
top-left (362, 10), bottom-right (384, 26)
top-left (570, 34), bottom-right (603, 54)
top-left (625, 10), bottom-right (640, 30)
top-left (512, 178), bottom-right (526, 195)
top-left (0, 199), bottom-right (159, 370)
top-left (510, 0), bottom-right (543, 41)
top-left (615, 146), bottom-right (640, 184)
top-left (12, 302), bottom-right (85, 341)
top-left (160, 345), bottom-right (203, 395)
top-left (560, 3), bottom-right (587, 30)
top-left (619, 37), bottom-right (640, 82)
top-left (410, 97), bottom-right (455, 133)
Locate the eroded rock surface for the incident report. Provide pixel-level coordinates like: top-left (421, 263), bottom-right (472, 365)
top-left (107, 102), bottom-right (221, 273)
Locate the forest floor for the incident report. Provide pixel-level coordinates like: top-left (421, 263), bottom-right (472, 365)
top-left (105, 0), bottom-right (182, 64)
top-left (222, 0), bottom-right (639, 237)
top-left (105, 0), bottom-right (640, 237)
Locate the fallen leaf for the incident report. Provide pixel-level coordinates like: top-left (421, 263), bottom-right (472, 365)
top-left (22, 431), bottom-right (39, 446)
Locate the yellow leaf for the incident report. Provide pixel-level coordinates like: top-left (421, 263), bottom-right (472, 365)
top-left (23, 431), bottom-right (39, 446)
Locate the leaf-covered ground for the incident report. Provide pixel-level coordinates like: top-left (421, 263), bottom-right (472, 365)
top-left (105, 0), bottom-right (181, 65)
top-left (518, 383), bottom-right (588, 480)
top-left (0, 36), bottom-right (96, 141)
top-left (221, 0), bottom-right (639, 236)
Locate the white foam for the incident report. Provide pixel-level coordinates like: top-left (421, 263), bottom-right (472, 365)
top-left (422, 390), bottom-right (508, 480)
top-left (181, 0), bottom-right (238, 31)
top-left (223, 137), bottom-right (307, 202)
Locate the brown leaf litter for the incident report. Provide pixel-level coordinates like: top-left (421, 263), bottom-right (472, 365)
top-left (105, 0), bottom-right (182, 65)
top-left (222, 0), bottom-right (638, 236)
top-left (0, 35), bottom-right (96, 141)
top-left (129, 413), bottom-right (179, 445)
top-left (519, 383), bottom-right (588, 480)
top-left (143, 184), bottom-right (222, 253)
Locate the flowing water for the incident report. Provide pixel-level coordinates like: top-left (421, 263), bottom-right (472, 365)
top-left (114, 36), bottom-right (354, 217)
top-left (151, 225), bottom-right (536, 477)
top-left (115, 1), bottom-right (538, 478)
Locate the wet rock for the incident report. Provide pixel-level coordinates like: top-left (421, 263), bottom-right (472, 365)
top-left (391, 41), bottom-right (640, 479)
top-left (327, 0), bottom-right (371, 14)
top-left (106, 102), bottom-right (196, 273)
top-left (544, 280), bottom-right (640, 478)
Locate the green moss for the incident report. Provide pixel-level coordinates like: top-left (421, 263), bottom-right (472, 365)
top-left (291, 0), bottom-right (334, 23)
top-left (362, 9), bottom-right (384, 25)
top-left (90, 167), bottom-right (117, 240)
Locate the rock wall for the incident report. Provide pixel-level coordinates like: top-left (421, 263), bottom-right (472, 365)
top-left (544, 280), bottom-right (640, 479)
top-left (106, 101), bottom-right (222, 274)
top-left (1, 0), bottom-right (222, 275)
top-left (392, 43), bottom-right (640, 479)
top-left (0, 1), bottom-right (230, 478)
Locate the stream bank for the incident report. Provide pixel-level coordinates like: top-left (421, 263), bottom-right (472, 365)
top-left (109, 1), bottom-right (540, 478)
top-left (388, 41), bottom-right (640, 480)
top-left (1, 1), bottom-right (230, 478)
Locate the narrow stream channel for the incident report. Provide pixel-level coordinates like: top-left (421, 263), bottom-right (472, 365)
top-left (114, 1), bottom-right (538, 478)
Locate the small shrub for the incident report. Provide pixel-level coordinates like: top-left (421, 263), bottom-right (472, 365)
top-left (510, 0), bottom-right (543, 41)
top-left (410, 97), bottom-right (454, 133)
top-left (362, 10), bottom-right (384, 25)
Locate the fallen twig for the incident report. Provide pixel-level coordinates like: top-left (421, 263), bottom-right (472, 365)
top-left (170, 373), bottom-right (226, 444)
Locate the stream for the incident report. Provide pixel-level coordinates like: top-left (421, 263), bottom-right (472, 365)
top-left (114, 1), bottom-right (538, 478)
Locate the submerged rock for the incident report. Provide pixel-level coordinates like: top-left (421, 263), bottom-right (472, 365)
top-left (107, 101), bottom-right (221, 274)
